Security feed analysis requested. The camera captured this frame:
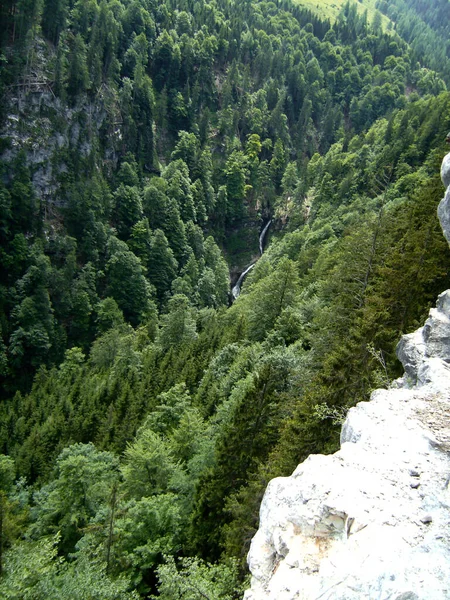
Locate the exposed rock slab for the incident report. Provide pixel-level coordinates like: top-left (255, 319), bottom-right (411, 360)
top-left (244, 380), bottom-right (450, 600)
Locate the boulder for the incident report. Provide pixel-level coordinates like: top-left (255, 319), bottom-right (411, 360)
top-left (396, 327), bottom-right (425, 384)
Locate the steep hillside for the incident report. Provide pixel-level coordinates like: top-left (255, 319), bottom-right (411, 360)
top-left (244, 151), bottom-right (450, 600)
top-left (0, 0), bottom-right (450, 597)
top-left (377, 0), bottom-right (450, 84)
top-left (295, 0), bottom-right (390, 28)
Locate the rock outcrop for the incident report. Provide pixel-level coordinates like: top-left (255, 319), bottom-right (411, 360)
top-left (439, 152), bottom-right (450, 245)
top-left (244, 155), bottom-right (450, 600)
top-left (0, 38), bottom-right (119, 203)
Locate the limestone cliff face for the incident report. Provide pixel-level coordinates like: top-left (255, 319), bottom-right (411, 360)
top-left (244, 155), bottom-right (450, 600)
top-left (1, 93), bottom-right (113, 202)
top-left (0, 39), bottom-right (120, 203)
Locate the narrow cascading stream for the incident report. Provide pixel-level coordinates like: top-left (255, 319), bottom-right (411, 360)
top-left (231, 220), bottom-right (272, 300)
top-left (231, 263), bottom-right (255, 300)
top-left (259, 219), bottom-right (272, 255)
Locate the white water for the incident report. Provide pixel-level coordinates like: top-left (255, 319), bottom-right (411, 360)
top-left (231, 220), bottom-right (272, 300)
top-left (259, 219), bottom-right (272, 255)
top-left (231, 263), bottom-right (255, 299)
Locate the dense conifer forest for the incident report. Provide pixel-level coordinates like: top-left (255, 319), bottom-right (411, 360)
top-left (1, 0), bottom-right (450, 596)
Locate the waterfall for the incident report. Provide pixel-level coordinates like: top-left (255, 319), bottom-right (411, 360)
top-left (259, 219), bottom-right (272, 255)
top-left (231, 263), bottom-right (256, 300)
top-left (231, 220), bottom-right (272, 300)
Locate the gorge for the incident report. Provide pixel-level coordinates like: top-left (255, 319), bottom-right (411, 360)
top-left (231, 220), bottom-right (271, 300)
top-left (2, 0), bottom-right (450, 596)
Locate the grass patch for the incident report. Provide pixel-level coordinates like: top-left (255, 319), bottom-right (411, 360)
top-left (295, 0), bottom-right (392, 30)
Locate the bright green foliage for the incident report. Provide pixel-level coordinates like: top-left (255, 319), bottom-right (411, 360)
top-left (171, 131), bottom-right (200, 177)
top-left (157, 294), bottom-right (197, 350)
top-left (0, 535), bottom-right (62, 599)
top-left (168, 406), bottom-right (206, 465)
top-left (153, 555), bottom-right (244, 600)
top-left (2, 0), bottom-right (450, 597)
top-left (96, 298), bottom-right (125, 333)
top-left (144, 383), bottom-right (191, 437)
top-left (114, 494), bottom-right (182, 586)
top-left (163, 160), bottom-right (195, 223)
top-left (32, 443), bottom-right (119, 553)
top-left (121, 428), bottom-right (178, 499)
top-left (0, 535), bottom-right (138, 599)
top-left (248, 258), bottom-right (299, 340)
top-left (0, 456), bottom-right (14, 493)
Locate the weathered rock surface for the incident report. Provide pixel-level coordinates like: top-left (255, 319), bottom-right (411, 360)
top-left (244, 380), bottom-right (450, 600)
top-left (440, 151), bottom-right (450, 189)
top-left (244, 154), bottom-right (450, 600)
top-left (0, 38), bottom-right (120, 202)
top-left (1, 92), bottom-right (117, 202)
top-left (438, 153), bottom-right (450, 245)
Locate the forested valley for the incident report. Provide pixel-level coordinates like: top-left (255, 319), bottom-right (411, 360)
top-left (1, 0), bottom-right (450, 596)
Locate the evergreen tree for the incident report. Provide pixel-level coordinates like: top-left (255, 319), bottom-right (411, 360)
top-left (105, 237), bottom-right (153, 325)
top-left (66, 33), bottom-right (89, 101)
top-left (147, 229), bottom-right (178, 304)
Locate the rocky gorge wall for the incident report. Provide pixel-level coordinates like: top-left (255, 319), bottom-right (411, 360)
top-left (243, 154), bottom-right (450, 600)
top-left (0, 39), bottom-right (120, 203)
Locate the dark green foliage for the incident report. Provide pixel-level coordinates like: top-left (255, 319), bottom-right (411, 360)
top-left (9, 247), bottom-right (55, 385)
top-left (105, 236), bottom-right (154, 325)
top-left (113, 185), bottom-right (143, 240)
top-left (133, 71), bottom-right (156, 171)
top-left (8, 152), bottom-right (36, 235)
top-left (147, 229), bottom-right (178, 303)
top-left (66, 33), bottom-right (90, 101)
top-left (1, 0), bottom-right (450, 596)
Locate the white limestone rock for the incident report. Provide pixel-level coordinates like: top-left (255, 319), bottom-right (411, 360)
top-left (245, 371), bottom-right (450, 600)
top-left (440, 150), bottom-right (450, 189)
top-left (396, 326), bottom-right (425, 384)
top-left (245, 367), bottom-right (450, 599)
top-left (243, 152), bottom-right (450, 600)
top-left (423, 295), bottom-right (450, 363)
top-left (438, 152), bottom-right (450, 245)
